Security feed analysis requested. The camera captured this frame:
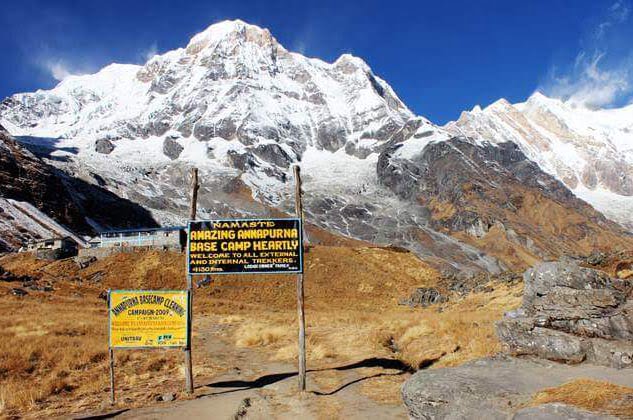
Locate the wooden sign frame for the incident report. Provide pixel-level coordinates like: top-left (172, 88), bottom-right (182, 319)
top-left (186, 218), bottom-right (304, 275)
top-left (107, 289), bottom-right (191, 403)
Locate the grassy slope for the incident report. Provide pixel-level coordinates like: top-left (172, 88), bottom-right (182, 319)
top-left (0, 246), bottom-right (518, 417)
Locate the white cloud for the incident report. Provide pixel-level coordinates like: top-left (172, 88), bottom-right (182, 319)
top-left (140, 43), bottom-right (158, 63)
top-left (546, 53), bottom-right (631, 108)
top-left (596, 1), bottom-right (629, 38)
top-left (46, 61), bottom-right (73, 81)
top-left (292, 40), bottom-right (307, 55)
top-left (540, 1), bottom-right (632, 109)
top-left (33, 55), bottom-right (95, 83)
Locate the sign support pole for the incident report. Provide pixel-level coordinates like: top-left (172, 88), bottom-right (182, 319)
top-left (109, 348), bottom-right (115, 404)
top-left (293, 165), bottom-right (307, 392)
top-left (184, 167), bottom-right (198, 395)
top-left (107, 290), bottom-right (116, 404)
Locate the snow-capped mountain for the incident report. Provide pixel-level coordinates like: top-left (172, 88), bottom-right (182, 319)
top-left (446, 92), bottom-right (633, 229)
top-left (1, 20), bottom-right (630, 271)
top-left (1, 20), bottom-right (412, 162)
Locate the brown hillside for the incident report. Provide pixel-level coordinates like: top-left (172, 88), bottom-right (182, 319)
top-left (0, 247), bottom-right (522, 417)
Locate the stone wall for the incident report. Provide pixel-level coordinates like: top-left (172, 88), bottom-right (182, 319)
top-left (78, 244), bottom-right (182, 259)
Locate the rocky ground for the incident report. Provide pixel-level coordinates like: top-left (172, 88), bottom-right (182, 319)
top-left (402, 253), bottom-right (633, 419)
top-left (402, 356), bottom-right (633, 419)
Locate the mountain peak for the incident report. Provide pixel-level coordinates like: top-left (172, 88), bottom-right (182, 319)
top-left (186, 20), bottom-right (278, 55)
top-left (528, 90), bottom-right (549, 101)
top-left (486, 98), bottom-right (513, 112)
top-left (334, 53), bottom-right (368, 68)
top-left (525, 91), bottom-right (561, 108)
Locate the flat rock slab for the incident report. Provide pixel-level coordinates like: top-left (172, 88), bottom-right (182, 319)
top-left (513, 403), bottom-right (616, 420)
top-left (402, 356), bottom-right (632, 419)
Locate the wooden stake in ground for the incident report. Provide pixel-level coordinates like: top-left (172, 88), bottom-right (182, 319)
top-left (184, 167), bottom-right (199, 395)
top-left (293, 165), bottom-right (307, 392)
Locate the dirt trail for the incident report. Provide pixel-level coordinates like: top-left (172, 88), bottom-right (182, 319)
top-left (108, 317), bottom-right (408, 419)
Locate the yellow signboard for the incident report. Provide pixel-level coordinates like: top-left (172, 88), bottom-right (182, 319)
top-left (108, 290), bottom-right (189, 349)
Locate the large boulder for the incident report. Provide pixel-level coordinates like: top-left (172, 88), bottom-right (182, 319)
top-left (162, 137), bottom-right (183, 160)
top-left (496, 260), bottom-right (633, 368)
top-left (95, 138), bottom-right (115, 154)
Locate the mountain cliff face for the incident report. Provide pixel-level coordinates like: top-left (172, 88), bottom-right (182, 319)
top-left (0, 124), bottom-right (157, 249)
top-left (378, 137), bottom-right (632, 268)
top-left (446, 93), bottom-right (633, 230)
top-left (0, 20), bottom-right (630, 270)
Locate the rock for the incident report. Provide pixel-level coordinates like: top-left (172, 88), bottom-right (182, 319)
top-left (497, 261), bottom-right (633, 368)
top-left (616, 261), bottom-right (633, 279)
top-left (402, 356), bottom-right (632, 419)
top-left (194, 118), bottom-right (237, 141)
top-left (496, 319), bottom-right (586, 364)
top-left (512, 403), bottom-right (616, 419)
top-left (251, 143), bottom-right (292, 168)
top-left (87, 271), bottom-right (105, 283)
top-left (24, 282), bottom-right (54, 292)
top-left (400, 287), bottom-right (447, 307)
top-left (150, 72), bottom-right (181, 95)
top-left (95, 138), bottom-right (115, 154)
top-left (233, 397), bottom-right (251, 419)
top-left (196, 277), bottom-right (211, 288)
top-left (162, 137), bottom-right (183, 160)
top-left (227, 150), bottom-right (258, 172)
top-left (437, 270), bottom-right (520, 297)
top-left (156, 392), bottom-right (176, 402)
top-left (11, 287), bottom-right (28, 297)
top-left (74, 255), bottom-right (97, 269)
top-left (316, 121), bottom-right (347, 152)
top-left (586, 251), bottom-right (607, 266)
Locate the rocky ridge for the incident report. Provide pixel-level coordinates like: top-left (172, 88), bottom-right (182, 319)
top-left (0, 125), bottom-right (157, 249)
top-left (447, 93), bottom-right (633, 230)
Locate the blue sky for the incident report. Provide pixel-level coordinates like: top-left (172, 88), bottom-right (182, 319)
top-left (1, 0), bottom-right (631, 123)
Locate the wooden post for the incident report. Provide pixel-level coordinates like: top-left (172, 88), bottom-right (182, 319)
top-left (184, 167), bottom-right (198, 395)
top-left (293, 165), bottom-right (307, 392)
top-left (189, 168), bottom-right (199, 221)
top-left (109, 348), bottom-right (115, 404)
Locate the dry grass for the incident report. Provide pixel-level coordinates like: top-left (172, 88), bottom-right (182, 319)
top-left (528, 379), bottom-right (633, 417)
top-left (0, 279), bottom-right (220, 417)
top-left (235, 322), bottom-right (289, 347)
top-left (227, 282), bottom-right (521, 372)
top-left (0, 246), bottom-right (522, 417)
top-left (0, 294), bottom-right (108, 415)
top-left (359, 373), bottom-right (408, 405)
top-left (0, 292), bottom-right (210, 416)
